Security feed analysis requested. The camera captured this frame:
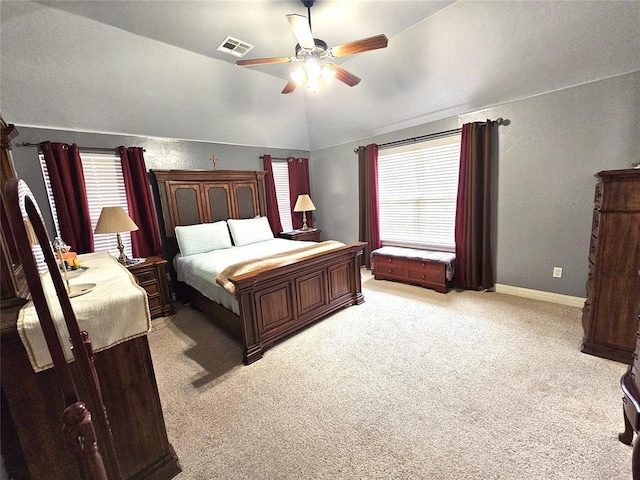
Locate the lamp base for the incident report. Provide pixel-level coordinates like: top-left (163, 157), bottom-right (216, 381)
top-left (301, 211), bottom-right (309, 231)
top-left (116, 232), bottom-right (128, 264)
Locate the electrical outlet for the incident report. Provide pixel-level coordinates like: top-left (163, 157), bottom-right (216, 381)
top-left (553, 267), bottom-right (563, 278)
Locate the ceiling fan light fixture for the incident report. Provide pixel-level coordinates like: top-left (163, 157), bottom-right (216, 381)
top-left (238, 0), bottom-right (388, 94)
top-left (320, 65), bottom-right (336, 83)
top-left (290, 67), bottom-right (306, 86)
top-left (306, 57), bottom-right (322, 81)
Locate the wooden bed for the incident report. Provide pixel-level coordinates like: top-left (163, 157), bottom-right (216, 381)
top-left (149, 169), bottom-right (365, 364)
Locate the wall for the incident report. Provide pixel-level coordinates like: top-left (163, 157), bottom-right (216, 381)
top-left (7, 72), bottom-right (639, 298)
top-left (310, 71), bottom-right (640, 298)
top-left (9, 128), bottom-right (309, 236)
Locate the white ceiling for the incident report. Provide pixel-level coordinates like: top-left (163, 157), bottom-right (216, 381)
top-left (1, 1), bottom-right (639, 151)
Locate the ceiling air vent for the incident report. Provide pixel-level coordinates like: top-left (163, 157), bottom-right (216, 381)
top-left (217, 36), bottom-right (254, 58)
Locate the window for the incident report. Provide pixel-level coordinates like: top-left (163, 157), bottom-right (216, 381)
top-left (271, 161), bottom-right (293, 232)
top-left (39, 153), bottom-right (133, 258)
top-left (377, 133), bottom-right (461, 252)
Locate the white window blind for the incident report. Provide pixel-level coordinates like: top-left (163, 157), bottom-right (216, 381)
top-left (38, 155), bottom-right (61, 237)
top-left (272, 161), bottom-right (293, 233)
top-left (39, 153), bottom-right (133, 258)
top-left (378, 133), bottom-right (461, 252)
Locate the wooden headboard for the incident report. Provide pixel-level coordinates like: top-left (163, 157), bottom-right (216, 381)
top-left (149, 169), bottom-right (267, 272)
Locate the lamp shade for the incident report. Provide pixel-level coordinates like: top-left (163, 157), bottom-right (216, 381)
top-left (94, 206), bottom-right (139, 234)
top-left (293, 194), bottom-right (316, 212)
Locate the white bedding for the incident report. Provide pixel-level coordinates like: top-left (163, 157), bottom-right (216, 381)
top-left (175, 238), bottom-right (317, 315)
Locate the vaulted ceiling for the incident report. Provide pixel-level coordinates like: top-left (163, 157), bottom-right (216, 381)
top-left (1, 1), bottom-right (639, 151)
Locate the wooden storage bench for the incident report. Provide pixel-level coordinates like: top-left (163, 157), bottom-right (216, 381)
top-left (371, 246), bottom-right (456, 293)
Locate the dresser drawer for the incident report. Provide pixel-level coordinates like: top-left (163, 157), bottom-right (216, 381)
top-left (407, 259), bottom-right (445, 283)
top-left (377, 255), bottom-right (407, 268)
top-left (600, 175), bottom-right (640, 210)
top-left (406, 269), bottom-right (442, 285)
top-left (593, 182), bottom-right (603, 207)
top-left (141, 281), bottom-right (159, 296)
top-left (375, 255), bottom-right (408, 278)
top-left (585, 263), bottom-right (594, 296)
top-left (407, 259), bottom-right (445, 273)
top-left (377, 266), bottom-right (408, 279)
top-left (135, 270), bottom-right (157, 285)
top-left (148, 295), bottom-right (162, 312)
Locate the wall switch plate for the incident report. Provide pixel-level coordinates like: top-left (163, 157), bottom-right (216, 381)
top-left (553, 266), bottom-right (563, 278)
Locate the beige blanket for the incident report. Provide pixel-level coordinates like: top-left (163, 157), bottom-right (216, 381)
top-left (216, 240), bottom-right (345, 296)
top-left (18, 252), bottom-right (152, 372)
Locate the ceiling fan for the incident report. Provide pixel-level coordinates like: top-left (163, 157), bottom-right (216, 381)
top-left (236, 0), bottom-right (388, 94)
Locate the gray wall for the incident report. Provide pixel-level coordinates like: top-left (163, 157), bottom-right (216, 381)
top-left (10, 128), bottom-right (309, 236)
top-left (9, 72), bottom-right (639, 298)
top-left (310, 71), bottom-right (640, 298)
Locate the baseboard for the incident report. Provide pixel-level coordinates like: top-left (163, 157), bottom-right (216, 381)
top-left (494, 283), bottom-right (586, 308)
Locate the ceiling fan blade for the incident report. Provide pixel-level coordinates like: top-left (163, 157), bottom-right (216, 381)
top-left (281, 79), bottom-right (298, 94)
top-left (326, 64), bottom-right (361, 87)
top-left (286, 14), bottom-right (315, 50)
top-left (236, 56), bottom-right (293, 66)
top-left (329, 34), bottom-right (389, 58)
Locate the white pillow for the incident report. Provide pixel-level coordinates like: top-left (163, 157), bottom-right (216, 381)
top-left (227, 217), bottom-right (274, 247)
top-left (175, 221), bottom-right (232, 256)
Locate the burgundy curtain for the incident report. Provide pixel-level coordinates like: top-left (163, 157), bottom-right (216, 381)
top-left (118, 146), bottom-right (162, 257)
top-left (453, 122), bottom-right (494, 290)
top-left (40, 142), bottom-right (93, 253)
top-left (357, 144), bottom-right (381, 269)
top-left (288, 157), bottom-right (313, 230)
top-left (262, 155), bottom-right (283, 234)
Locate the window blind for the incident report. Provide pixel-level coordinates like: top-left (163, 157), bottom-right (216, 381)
top-left (82, 154), bottom-right (132, 257)
top-left (38, 155), bottom-right (61, 237)
top-left (378, 134), bottom-right (461, 252)
top-left (39, 153), bottom-right (133, 258)
top-left (272, 161), bottom-right (293, 232)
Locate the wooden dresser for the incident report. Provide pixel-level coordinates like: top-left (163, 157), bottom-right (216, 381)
top-left (581, 168), bottom-right (640, 364)
top-left (0, 118), bottom-right (180, 479)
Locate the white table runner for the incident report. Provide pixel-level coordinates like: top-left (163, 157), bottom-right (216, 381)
top-left (18, 251), bottom-right (152, 372)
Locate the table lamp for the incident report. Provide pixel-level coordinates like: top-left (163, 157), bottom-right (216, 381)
top-left (94, 206), bottom-right (139, 264)
top-left (293, 194), bottom-right (316, 231)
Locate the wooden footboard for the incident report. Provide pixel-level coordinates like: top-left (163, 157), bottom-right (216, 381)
top-left (232, 242), bottom-right (365, 364)
top-left (186, 242), bottom-right (365, 364)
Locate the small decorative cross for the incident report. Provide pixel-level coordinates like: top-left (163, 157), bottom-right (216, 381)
top-left (210, 154), bottom-right (218, 170)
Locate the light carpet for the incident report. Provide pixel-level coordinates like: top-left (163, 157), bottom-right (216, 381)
top-left (148, 270), bottom-right (632, 479)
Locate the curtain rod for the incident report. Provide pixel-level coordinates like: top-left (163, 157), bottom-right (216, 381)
top-left (17, 142), bottom-right (145, 153)
top-left (354, 118), bottom-right (504, 152)
top-left (259, 156), bottom-right (302, 162)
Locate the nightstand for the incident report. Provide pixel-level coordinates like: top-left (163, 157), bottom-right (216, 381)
top-left (127, 256), bottom-right (174, 319)
top-left (279, 228), bottom-right (321, 242)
